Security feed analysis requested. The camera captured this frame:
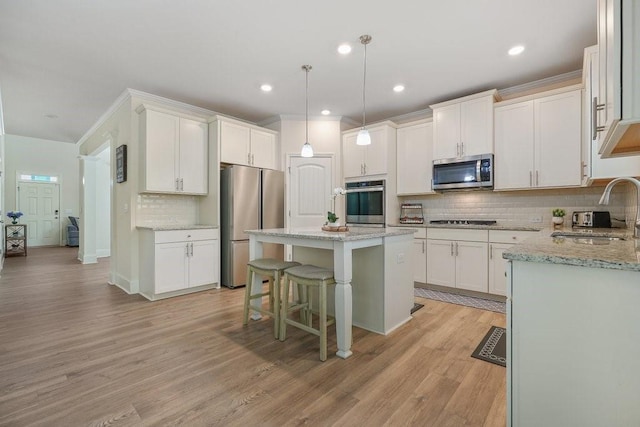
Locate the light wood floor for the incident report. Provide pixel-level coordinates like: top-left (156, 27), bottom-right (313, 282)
top-left (0, 247), bottom-right (506, 426)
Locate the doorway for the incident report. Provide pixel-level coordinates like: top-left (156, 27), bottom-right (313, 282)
top-left (288, 155), bottom-right (334, 229)
top-left (17, 179), bottom-right (60, 247)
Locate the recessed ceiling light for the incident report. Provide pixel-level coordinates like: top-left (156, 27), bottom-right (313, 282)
top-left (260, 84), bottom-right (273, 92)
top-left (393, 85), bottom-right (405, 93)
top-left (44, 114), bottom-right (58, 119)
top-left (508, 45), bottom-right (525, 56)
top-left (321, 109), bottom-right (331, 115)
top-left (337, 43), bottom-right (352, 55)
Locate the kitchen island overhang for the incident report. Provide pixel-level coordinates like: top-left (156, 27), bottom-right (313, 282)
top-left (246, 227), bottom-right (417, 359)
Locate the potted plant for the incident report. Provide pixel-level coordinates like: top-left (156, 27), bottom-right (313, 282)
top-left (552, 208), bottom-right (566, 227)
top-left (6, 211), bottom-right (23, 225)
top-left (327, 187), bottom-right (346, 226)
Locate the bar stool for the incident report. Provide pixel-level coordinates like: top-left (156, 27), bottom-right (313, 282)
top-left (243, 258), bottom-right (300, 339)
top-left (280, 264), bottom-right (336, 361)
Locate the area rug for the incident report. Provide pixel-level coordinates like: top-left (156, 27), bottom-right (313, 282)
top-left (414, 288), bottom-right (506, 314)
top-left (471, 326), bottom-right (506, 367)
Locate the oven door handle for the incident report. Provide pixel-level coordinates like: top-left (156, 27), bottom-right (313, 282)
top-left (345, 187), bottom-right (384, 193)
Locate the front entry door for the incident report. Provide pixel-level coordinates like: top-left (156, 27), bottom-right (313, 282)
top-left (18, 182), bottom-right (61, 247)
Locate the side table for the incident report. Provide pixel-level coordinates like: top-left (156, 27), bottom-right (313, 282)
top-left (5, 224), bottom-right (27, 257)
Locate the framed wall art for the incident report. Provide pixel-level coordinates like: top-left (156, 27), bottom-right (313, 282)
top-left (116, 144), bottom-right (127, 183)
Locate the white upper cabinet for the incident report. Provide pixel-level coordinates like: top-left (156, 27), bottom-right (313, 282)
top-left (494, 87), bottom-right (582, 190)
top-left (582, 45), bottom-right (640, 184)
top-left (219, 119), bottom-right (277, 170)
top-left (494, 101), bottom-right (535, 190)
top-left (534, 90), bottom-right (582, 188)
top-left (343, 123), bottom-right (395, 178)
top-left (431, 90), bottom-right (497, 160)
top-left (597, 0), bottom-right (640, 157)
top-left (396, 121), bottom-right (434, 195)
top-left (138, 106), bottom-right (208, 195)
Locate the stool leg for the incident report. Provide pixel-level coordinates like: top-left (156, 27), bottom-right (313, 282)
top-left (299, 283), bottom-right (308, 324)
top-left (319, 280), bottom-right (327, 361)
top-left (279, 274), bottom-right (290, 342)
top-left (306, 288), bottom-right (313, 328)
top-left (243, 265), bottom-right (253, 325)
top-left (272, 271), bottom-right (280, 340)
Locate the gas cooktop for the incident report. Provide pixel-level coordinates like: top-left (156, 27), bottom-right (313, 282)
top-left (429, 219), bottom-right (498, 226)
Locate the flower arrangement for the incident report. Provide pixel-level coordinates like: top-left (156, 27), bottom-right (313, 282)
top-left (327, 187), bottom-right (346, 224)
top-left (7, 211), bottom-right (23, 224)
top-left (552, 208), bottom-right (566, 218)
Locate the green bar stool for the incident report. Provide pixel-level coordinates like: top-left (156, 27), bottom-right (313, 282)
top-left (243, 258), bottom-right (300, 339)
top-left (280, 265), bottom-right (336, 361)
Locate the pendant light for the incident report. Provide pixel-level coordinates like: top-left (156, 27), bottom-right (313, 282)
top-left (300, 65), bottom-right (314, 158)
top-left (356, 35), bottom-right (372, 146)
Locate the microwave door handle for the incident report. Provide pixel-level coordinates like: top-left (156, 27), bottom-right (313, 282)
top-left (476, 160), bottom-right (481, 182)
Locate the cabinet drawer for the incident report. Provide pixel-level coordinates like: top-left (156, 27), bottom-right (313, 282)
top-left (427, 228), bottom-right (488, 242)
top-left (488, 229), bottom-right (540, 244)
top-left (413, 228), bottom-right (427, 239)
top-left (154, 228), bottom-right (218, 244)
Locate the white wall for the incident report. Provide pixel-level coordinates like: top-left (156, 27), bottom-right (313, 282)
top-left (274, 116), bottom-right (344, 218)
top-left (4, 134), bottom-right (79, 244)
top-left (400, 185), bottom-right (628, 228)
top-left (96, 147), bottom-right (111, 257)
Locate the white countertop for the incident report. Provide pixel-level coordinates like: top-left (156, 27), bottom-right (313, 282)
top-left (503, 227), bottom-right (640, 272)
top-left (136, 225), bottom-right (218, 231)
top-left (388, 222), bottom-right (543, 232)
top-left (246, 227), bottom-right (416, 242)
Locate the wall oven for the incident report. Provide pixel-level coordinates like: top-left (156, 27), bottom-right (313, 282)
top-left (345, 180), bottom-right (385, 226)
top-left (432, 154), bottom-right (494, 191)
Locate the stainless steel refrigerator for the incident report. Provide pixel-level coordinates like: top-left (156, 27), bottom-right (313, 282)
top-left (220, 165), bottom-right (285, 288)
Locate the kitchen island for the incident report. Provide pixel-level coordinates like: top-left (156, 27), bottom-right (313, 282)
top-left (246, 227), bottom-right (416, 359)
top-left (503, 229), bottom-right (640, 426)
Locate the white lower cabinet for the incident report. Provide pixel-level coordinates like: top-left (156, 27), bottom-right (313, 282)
top-left (488, 230), bottom-right (541, 296)
top-left (139, 228), bottom-right (219, 300)
top-left (488, 243), bottom-right (510, 296)
top-left (426, 229), bottom-right (488, 293)
top-left (412, 228), bottom-right (427, 284)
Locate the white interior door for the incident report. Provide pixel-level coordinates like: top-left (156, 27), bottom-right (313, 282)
top-left (18, 182), bottom-right (60, 247)
top-left (289, 155), bottom-right (333, 228)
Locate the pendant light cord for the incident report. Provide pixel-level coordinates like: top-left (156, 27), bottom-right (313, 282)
top-left (305, 66), bottom-right (309, 143)
top-left (362, 40), bottom-right (367, 128)
top-left (359, 35), bottom-right (372, 129)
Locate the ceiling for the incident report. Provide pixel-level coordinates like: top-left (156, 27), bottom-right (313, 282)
top-left (0, 0), bottom-right (596, 144)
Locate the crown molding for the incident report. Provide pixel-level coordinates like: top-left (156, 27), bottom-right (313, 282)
top-left (76, 89), bottom-right (132, 146)
top-left (388, 107), bottom-right (433, 125)
top-left (77, 88), bottom-right (224, 146)
top-left (498, 69), bottom-right (582, 99)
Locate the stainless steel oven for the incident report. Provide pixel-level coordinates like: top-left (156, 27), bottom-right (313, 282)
top-left (345, 180), bottom-right (385, 226)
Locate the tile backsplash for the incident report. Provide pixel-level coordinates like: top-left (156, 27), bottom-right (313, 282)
top-left (401, 185), bottom-right (630, 227)
top-left (136, 193), bottom-right (199, 226)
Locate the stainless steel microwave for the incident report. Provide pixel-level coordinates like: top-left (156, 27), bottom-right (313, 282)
top-left (432, 154), bottom-right (494, 191)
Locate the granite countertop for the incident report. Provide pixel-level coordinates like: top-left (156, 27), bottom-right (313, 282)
top-left (503, 227), bottom-right (640, 272)
top-left (136, 224), bottom-right (218, 231)
top-left (246, 227), bottom-right (416, 242)
top-left (388, 223), bottom-right (543, 232)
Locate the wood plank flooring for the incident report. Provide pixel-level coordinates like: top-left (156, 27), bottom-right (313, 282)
top-left (0, 247), bottom-right (506, 426)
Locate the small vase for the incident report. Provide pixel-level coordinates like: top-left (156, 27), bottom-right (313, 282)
top-left (328, 221), bottom-right (340, 227)
top-left (552, 216), bottom-right (564, 228)
top-left (11, 220), bottom-right (17, 225)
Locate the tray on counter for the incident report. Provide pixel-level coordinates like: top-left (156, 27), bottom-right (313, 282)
top-left (322, 225), bottom-right (350, 232)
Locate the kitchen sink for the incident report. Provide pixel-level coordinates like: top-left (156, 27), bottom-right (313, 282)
top-left (550, 231), bottom-right (627, 245)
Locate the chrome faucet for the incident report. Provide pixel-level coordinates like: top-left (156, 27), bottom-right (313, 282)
top-left (599, 177), bottom-right (640, 238)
